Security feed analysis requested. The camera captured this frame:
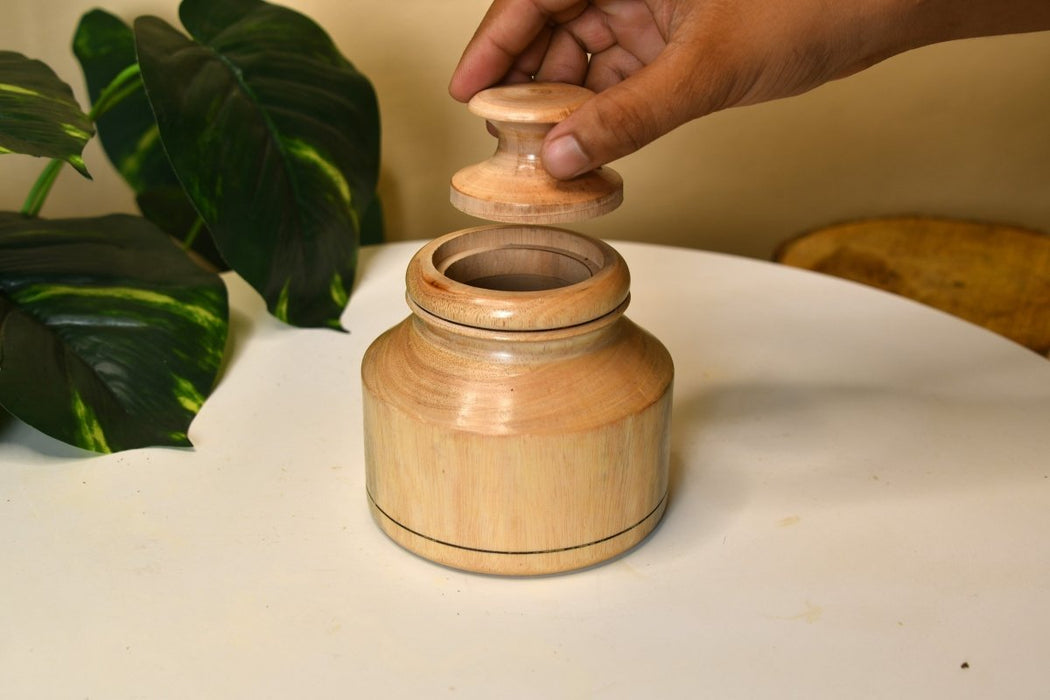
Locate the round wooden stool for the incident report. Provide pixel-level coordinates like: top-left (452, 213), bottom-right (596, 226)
top-left (775, 217), bottom-right (1050, 356)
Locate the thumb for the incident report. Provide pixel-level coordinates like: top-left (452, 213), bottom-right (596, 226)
top-left (540, 54), bottom-right (711, 180)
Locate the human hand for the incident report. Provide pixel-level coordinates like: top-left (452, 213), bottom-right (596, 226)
top-left (449, 0), bottom-right (1050, 179)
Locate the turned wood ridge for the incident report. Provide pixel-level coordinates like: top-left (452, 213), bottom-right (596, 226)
top-left (450, 82), bottom-right (623, 224)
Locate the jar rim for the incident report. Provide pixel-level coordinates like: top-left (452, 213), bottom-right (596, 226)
top-left (406, 225), bottom-right (631, 331)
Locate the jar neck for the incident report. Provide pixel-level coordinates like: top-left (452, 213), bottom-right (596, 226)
top-left (408, 295), bottom-right (630, 362)
top-left (406, 225), bottom-right (631, 333)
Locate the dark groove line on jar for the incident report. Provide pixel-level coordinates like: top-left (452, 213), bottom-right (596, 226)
top-left (367, 490), bottom-right (667, 556)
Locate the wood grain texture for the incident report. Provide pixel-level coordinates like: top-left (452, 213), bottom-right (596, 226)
top-left (450, 82), bottom-right (623, 224)
top-left (775, 217), bottom-right (1050, 356)
top-left (361, 226), bottom-right (673, 574)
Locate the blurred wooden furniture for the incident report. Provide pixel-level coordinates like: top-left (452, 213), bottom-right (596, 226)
top-left (775, 217), bottom-right (1050, 356)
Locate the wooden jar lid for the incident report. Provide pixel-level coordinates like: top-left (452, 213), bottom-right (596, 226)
top-left (450, 82), bottom-right (623, 224)
top-left (466, 81), bottom-right (593, 123)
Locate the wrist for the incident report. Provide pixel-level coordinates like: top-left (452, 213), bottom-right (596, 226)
top-left (895, 0), bottom-right (1050, 49)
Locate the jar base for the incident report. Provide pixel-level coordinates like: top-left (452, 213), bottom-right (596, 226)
top-left (367, 491), bottom-right (668, 576)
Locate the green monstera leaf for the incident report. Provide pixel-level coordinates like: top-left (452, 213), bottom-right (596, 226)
top-left (0, 51), bottom-right (93, 177)
top-left (71, 11), bottom-right (164, 191)
top-left (133, 0), bottom-right (381, 328)
top-left (0, 214), bottom-right (228, 453)
top-left (72, 9), bottom-right (226, 270)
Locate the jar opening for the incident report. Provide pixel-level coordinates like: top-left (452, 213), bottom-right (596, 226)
top-left (431, 225), bottom-right (606, 295)
top-left (443, 247), bottom-right (593, 291)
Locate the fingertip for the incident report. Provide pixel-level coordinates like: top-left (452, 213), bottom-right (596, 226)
top-left (448, 78), bottom-right (469, 103)
top-left (542, 133), bottom-right (593, 180)
top-left (449, 63), bottom-right (490, 103)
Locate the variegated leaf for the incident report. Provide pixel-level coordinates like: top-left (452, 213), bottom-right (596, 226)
top-left (0, 51), bottom-right (93, 177)
top-left (72, 9), bottom-right (226, 270)
top-left (134, 0), bottom-right (381, 328)
top-left (0, 214), bottom-right (228, 453)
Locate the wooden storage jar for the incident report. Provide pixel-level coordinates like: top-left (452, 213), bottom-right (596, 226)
top-left (361, 225), bottom-right (673, 575)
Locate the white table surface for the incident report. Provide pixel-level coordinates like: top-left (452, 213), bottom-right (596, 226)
top-left (2, 240), bottom-right (1049, 698)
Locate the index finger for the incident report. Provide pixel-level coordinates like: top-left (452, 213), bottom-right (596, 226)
top-left (449, 0), bottom-right (589, 102)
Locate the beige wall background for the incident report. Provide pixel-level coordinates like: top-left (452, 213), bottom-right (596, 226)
top-left (3, 0), bottom-right (1049, 260)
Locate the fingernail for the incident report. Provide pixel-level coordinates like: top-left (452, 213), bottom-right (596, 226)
top-left (543, 135), bottom-right (591, 179)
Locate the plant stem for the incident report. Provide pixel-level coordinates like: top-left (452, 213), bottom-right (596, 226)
top-left (20, 159), bottom-right (64, 217)
top-left (87, 64), bottom-right (142, 121)
top-left (90, 81), bottom-right (143, 122)
top-left (19, 64), bottom-right (143, 218)
top-left (183, 216), bottom-right (205, 250)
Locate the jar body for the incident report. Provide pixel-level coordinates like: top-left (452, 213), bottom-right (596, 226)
top-left (361, 226), bottom-right (673, 575)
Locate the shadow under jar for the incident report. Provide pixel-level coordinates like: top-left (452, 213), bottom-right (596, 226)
top-left (361, 225), bottom-right (674, 575)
